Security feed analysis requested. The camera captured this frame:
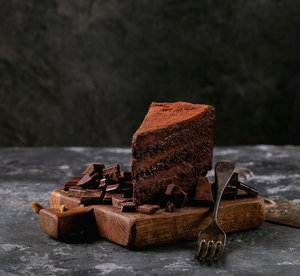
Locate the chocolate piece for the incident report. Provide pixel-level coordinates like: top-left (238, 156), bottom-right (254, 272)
top-left (82, 163), bottom-right (105, 176)
top-left (68, 187), bottom-right (85, 197)
top-left (102, 197), bottom-right (112, 205)
top-left (98, 178), bottom-right (107, 188)
top-left (102, 164), bottom-right (120, 181)
top-left (64, 177), bottom-right (82, 191)
top-left (222, 186), bottom-right (238, 200)
top-left (120, 171), bottom-right (132, 181)
top-left (237, 189), bottom-right (248, 198)
top-left (191, 177), bottom-right (214, 206)
top-left (76, 174), bottom-right (93, 187)
top-left (229, 172), bottom-right (258, 198)
top-left (194, 177), bottom-right (214, 202)
top-left (111, 193), bottom-right (125, 199)
top-left (106, 184), bottom-right (120, 192)
top-left (121, 202), bottom-right (137, 212)
top-left (112, 196), bottom-right (132, 209)
top-left (132, 102), bottom-right (215, 206)
top-left (138, 204), bottom-right (160, 215)
top-left (176, 189), bottom-right (188, 208)
top-left (236, 182), bottom-right (258, 198)
top-left (102, 193), bottom-right (112, 205)
top-left (68, 188), bottom-right (103, 203)
top-left (123, 188), bottom-right (133, 198)
top-left (77, 173), bottom-right (102, 188)
top-left (80, 190), bottom-right (104, 205)
top-left (123, 181), bottom-right (133, 187)
top-left (164, 184), bottom-right (187, 208)
top-left (165, 201), bottom-right (175, 212)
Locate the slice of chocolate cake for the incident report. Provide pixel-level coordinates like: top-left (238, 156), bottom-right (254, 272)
top-left (131, 102), bottom-right (215, 206)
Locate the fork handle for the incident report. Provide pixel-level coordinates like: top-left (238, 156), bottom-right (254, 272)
top-left (212, 161), bottom-right (236, 222)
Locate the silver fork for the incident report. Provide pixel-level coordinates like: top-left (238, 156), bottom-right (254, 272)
top-left (195, 160), bottom-right (236, 261)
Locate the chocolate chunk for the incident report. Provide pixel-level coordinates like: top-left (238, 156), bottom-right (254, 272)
top-left (111, 193), bottom-right (125, 199)
top-left (106, 183), bottom-right (120, 192)
top-left (175, 190), bottom-right (188, 208)
top-left (64, 177), bottom-right (82, 191)
top-left (194, 177), bottom-right (214, 202)
top-left (76, 173), bottom-right (102, 188)
top-left (123, 188), bottom-right (133, 198)
top-left (121, 202), bottom-right (136, 212)
top-left (164, 184), bottom-right (186, 208)
top-left (68, 188), bottom-right (103, 200)
top-left (112, 196), bottom-right (132, 209)
top-left (165, 201), bottom-right (175, 212)
top-left (102, 164), bottom-right (120, 175)
top-left (68, 187), bottom-right (86, 197)
top-left (102, 164), bottom-right (120, 181)
top-left (138, 204), bottom-right (160, 215)
top-left (76, 174), bottom-right (93, 187)
top-left (102, 193), bottom-right (112, 204)
top-left (120, 171), bottom-right (132, 181)
top-left (222, 186), bottom-right (238, 200)
top-left (236, 182), bottom-right (258, 198)
top-left (82, 164), bottom-right (105, 176)
top-left (98, 178), bottom-right (107, 188)
top-left (80, 190), bottom-right (104, 205)
top-left (102, 197), bottom-right (112, 205)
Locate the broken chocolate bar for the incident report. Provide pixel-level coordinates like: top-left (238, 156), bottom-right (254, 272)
top-left (121, 202), bottom-right (136, 212)
top-left (112, 196), bottom-right (132, 209)
top-left (98, 178), bottom-right (107, 188)
top-left (64, 177), bottom-right (82, 191)
top-left (138, 204), bottom-right (160, 215)
top-left (164, 184), bottom-right (187, 208)
top-left (81, 192), bottom-right (103, 205)
top-left (83, 163), bottom-right (105, 176)
top-left (102, 164), bottom-right (120, 181)
top-left (106, 184), bottom-right (120, 192)
top-left (76, 174), bottom-right (93, 187)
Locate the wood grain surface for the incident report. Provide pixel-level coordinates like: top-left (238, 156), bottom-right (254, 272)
top-left (45, 189), bottom-right (265, 249)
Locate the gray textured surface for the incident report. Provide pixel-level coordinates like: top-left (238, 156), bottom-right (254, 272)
top-left (1, 1), bottom-right (300, 147)
top-left (0, 146), bottom-right (300, 275)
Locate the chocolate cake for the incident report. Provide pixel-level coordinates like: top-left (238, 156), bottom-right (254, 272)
top-left (131, 102), bottom-right (215, 206)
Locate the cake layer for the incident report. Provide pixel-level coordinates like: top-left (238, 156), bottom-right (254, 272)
top-left (133, 103), bottom-right (214, 150)
top-left (132, 142), bottom-right (212, 179)
top-left (132, 102), bottom-right (215, 206)
top-left (132, 119), bottom-right (213, 163)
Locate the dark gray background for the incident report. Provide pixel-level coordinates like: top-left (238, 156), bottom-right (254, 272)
top-left (0, 0), bottom-right (299, 147)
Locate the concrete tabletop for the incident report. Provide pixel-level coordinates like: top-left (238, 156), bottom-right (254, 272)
top-left (0, 146), bottom-right (299, 275)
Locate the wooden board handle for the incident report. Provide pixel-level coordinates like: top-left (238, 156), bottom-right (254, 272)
top-left (32, 202), bottom-right (95, 239)
top-left (264, 198), bottom-right (300, 228)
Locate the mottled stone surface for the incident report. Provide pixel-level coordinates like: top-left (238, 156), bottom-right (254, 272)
top-left (0, 1), bottom-right (300, 147)
top-left (0, 146), bottom-right (300, 275)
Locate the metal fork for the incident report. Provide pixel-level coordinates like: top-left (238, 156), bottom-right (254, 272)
top-left (195, 160), bottom-right (236, 261)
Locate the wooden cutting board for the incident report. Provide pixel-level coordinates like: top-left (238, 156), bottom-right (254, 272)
top-left (37, 189), bottom-right (265, 249)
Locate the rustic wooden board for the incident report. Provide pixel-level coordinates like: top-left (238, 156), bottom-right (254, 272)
top-left (49, 189), bottom-right (265, 249)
